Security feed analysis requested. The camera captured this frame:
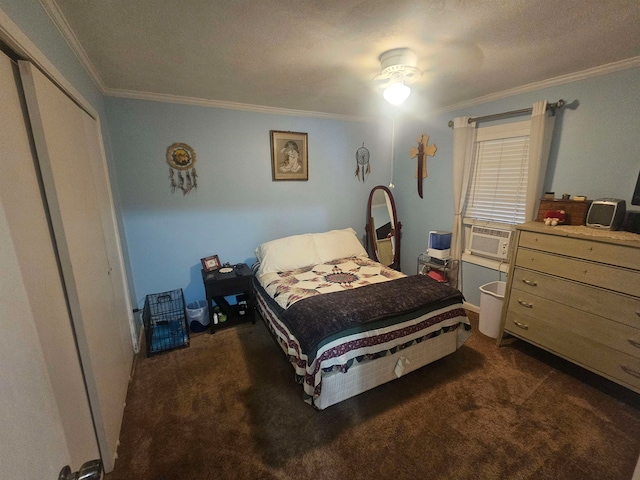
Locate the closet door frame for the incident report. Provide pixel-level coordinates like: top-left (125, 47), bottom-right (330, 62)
top-left (0, 8), bottom-right (136, 349)
top-left (19, 61), bottom-right (134, 474)
top-left (1, 7), bottom-right (136, 474)
top-left (0, 47), bottom-right (100, 478)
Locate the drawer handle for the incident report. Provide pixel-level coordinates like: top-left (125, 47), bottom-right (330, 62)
top-left (513, 320), bottom-right (529, 330)
top-left (628, 338), bottom-right (640, 349)
top-left (521, 278), bottom-right (537, 287)
top-left (621, 365), bottom-right (640, 380)
top-left (517, 299), bottom-right (533, 308)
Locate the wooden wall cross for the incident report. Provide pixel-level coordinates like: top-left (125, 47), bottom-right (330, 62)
top-left (409, 133), bottom-right (437, 198)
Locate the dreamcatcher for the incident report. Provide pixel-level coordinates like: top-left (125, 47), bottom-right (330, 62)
top-left (355, 143), bottom-right (371, 182)
top-left (167, 142), bottom-right (197, 195)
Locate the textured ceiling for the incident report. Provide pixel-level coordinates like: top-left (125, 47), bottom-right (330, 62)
top-left (50, 0), bottom-right (640, 119)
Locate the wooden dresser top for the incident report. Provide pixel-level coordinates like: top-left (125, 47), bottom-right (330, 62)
top-left (517, 221), bottom-right (640, 249)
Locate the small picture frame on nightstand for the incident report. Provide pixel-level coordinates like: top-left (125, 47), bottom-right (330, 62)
top-left (201, 254), bottom-right (221, 272)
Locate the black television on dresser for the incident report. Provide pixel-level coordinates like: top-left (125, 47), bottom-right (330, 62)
top-left (625, 168), bottom-right (640, 233)
top-left (633, 168), bottom-right (640, 206)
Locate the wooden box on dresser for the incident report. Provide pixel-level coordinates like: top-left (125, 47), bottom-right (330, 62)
top-left (498, 221), bottom-right (640, 394)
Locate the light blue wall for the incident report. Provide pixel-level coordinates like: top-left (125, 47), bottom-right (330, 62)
top-left (2, 0), bottom-right (394, 309)
top-left (395, 67), bottom-right (640, 306)
top-left (104, 98), bottom-right (392, 306)
top-left (5, 0), bottom-right (639, 309)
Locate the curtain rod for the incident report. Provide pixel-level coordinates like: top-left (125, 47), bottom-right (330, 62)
top-left (447, 99), bottom-right (565, 128)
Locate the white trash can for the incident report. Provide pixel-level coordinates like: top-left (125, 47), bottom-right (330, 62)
top-left (186, 300), bottom-right (209, 332)
top-left (478, 281), bottom-right (506, 338)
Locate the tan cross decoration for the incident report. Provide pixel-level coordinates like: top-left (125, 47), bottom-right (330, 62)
top-left (409, 133), bottom-right (437, 198)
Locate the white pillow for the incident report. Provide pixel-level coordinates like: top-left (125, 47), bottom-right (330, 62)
top-left (312, 227), bottom-right (368, 263)
top-left (255, 233), bottom-right (322, 276)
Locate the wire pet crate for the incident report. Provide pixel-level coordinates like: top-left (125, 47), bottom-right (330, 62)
top-left (143, 288), bottom-right (190, 357)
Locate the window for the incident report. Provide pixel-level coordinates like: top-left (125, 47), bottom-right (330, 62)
top-left (464, 120), bottom-right (531, 226)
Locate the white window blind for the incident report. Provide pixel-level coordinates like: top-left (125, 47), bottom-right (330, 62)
top-left (465, 121), bottom-right (531, 225)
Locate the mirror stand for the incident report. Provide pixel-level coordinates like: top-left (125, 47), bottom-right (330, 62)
top-left (366, 185), bottom-right (402, 270)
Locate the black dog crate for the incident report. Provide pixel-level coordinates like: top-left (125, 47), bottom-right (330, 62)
top-left (143, 288), bottom-right (190, 357)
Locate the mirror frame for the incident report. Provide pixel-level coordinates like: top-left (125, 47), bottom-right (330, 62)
top-left (366, 185), bottom-right (402, 270)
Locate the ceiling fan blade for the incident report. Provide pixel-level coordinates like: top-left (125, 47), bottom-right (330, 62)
top-left (373, 79), bottom-right (391, 89)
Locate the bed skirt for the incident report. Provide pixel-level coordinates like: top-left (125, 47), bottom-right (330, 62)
top-left (314, 327), bottom-right (458, 409)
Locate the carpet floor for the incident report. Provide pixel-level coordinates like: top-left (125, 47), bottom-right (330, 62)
top-left (105, 312), bottom-right (640, 480)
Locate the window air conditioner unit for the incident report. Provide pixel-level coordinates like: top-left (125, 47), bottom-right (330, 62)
top-left (469, 225), bottom-right (512, 260)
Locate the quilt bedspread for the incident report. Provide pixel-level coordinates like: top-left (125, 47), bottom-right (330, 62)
top-left (254, 257), bottom-right (471, 405)
top-left (282, 274), bottom-right (465, 361)
top-left (257, 255), bottom-right (404, 310)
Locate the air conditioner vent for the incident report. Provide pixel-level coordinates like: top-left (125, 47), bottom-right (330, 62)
top-left (469, 225), bottom-right (512, 260)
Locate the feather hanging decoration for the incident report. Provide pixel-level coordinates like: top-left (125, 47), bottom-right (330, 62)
top-left (166, 143), bottom-right (198, 195)
top-left (355, 143), bottom-right (371, 183)
top-left (191, 167), bottom-right (198, 190)
top-left (169, 168), bottom-right (177, 194)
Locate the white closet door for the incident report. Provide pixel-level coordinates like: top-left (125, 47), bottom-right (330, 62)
top-left (0, 51), bottom-right (98, 476)
top-left (19, 61), bottom-right (133, 473)
top-left (82, 112), bottom-right (136, 353)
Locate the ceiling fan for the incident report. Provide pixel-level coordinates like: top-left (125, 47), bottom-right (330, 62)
top-left (374, 48), bottom-right (422, 105)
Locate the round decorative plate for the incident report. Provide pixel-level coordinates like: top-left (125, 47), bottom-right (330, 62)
top-left (166, 142), bottom-right (196, 170)
top-left (219, 267), bottom-right (233, 274)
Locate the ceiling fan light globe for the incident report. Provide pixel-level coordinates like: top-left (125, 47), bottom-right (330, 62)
top-left (383, 83), bottom-right (411, 105)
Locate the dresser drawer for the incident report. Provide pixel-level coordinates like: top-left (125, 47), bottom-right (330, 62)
top-left (503, 311), bottom-right (640, 392)
top-left (519, 230), bottom-right (640, 270)
top-left (515, 248), bottom-right (640, 297)
top-left (506, 290), bottom-right (640, 358)
top-left (511, 267), bottom-right (640, 329)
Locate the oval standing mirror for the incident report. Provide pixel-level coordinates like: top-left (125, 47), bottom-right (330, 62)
top-left (366, 185), bottom-right (402, 270)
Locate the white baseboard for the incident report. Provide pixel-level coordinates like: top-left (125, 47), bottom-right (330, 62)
top-left (463, 301), bottom-right (479, 314)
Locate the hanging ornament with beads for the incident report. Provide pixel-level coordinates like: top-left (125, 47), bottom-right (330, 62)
top-left (355, 143), bottom-right (371, 183)
top-left (167, 142), bottom-right (198, 195)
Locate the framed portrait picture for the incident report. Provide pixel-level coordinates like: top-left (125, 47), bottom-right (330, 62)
top-left (270, 130), bottom-right (308, 181)
top-left (201, 255), bottom-right (221, 272)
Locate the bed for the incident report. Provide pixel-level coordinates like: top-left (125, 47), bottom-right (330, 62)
top-left (252, 227), bottom-right (471, 409)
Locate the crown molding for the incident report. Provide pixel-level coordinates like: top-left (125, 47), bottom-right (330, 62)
top-left (36, 1), bottom-right (640, 121)
top-left (105, 87), bottom-right (375, 122)
top-left (86, 55), bottom-right (640, 122)
top-left (435, 56), bottom-right (640, 116)
top-left (0, 5), bottom-right (98, 119)
top-left (39, 0), bottom-right (107, 94)
top-left (40, 0), bottom-right (371, 122)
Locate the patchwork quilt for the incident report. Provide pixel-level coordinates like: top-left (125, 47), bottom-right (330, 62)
top-left (258, 256), bottom-right (405, 310)
top-left (255, 256), bottom-right (471, 404)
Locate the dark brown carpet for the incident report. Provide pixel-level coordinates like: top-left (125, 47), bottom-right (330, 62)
top-left (105, 312), bottom-right (640, 480)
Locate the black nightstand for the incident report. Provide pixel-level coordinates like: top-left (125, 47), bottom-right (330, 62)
top-left (201, 263), bottom-right (256, 333)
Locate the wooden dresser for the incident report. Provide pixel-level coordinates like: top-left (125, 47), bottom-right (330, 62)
top-left (498, 222), bottom-right (640, 393)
